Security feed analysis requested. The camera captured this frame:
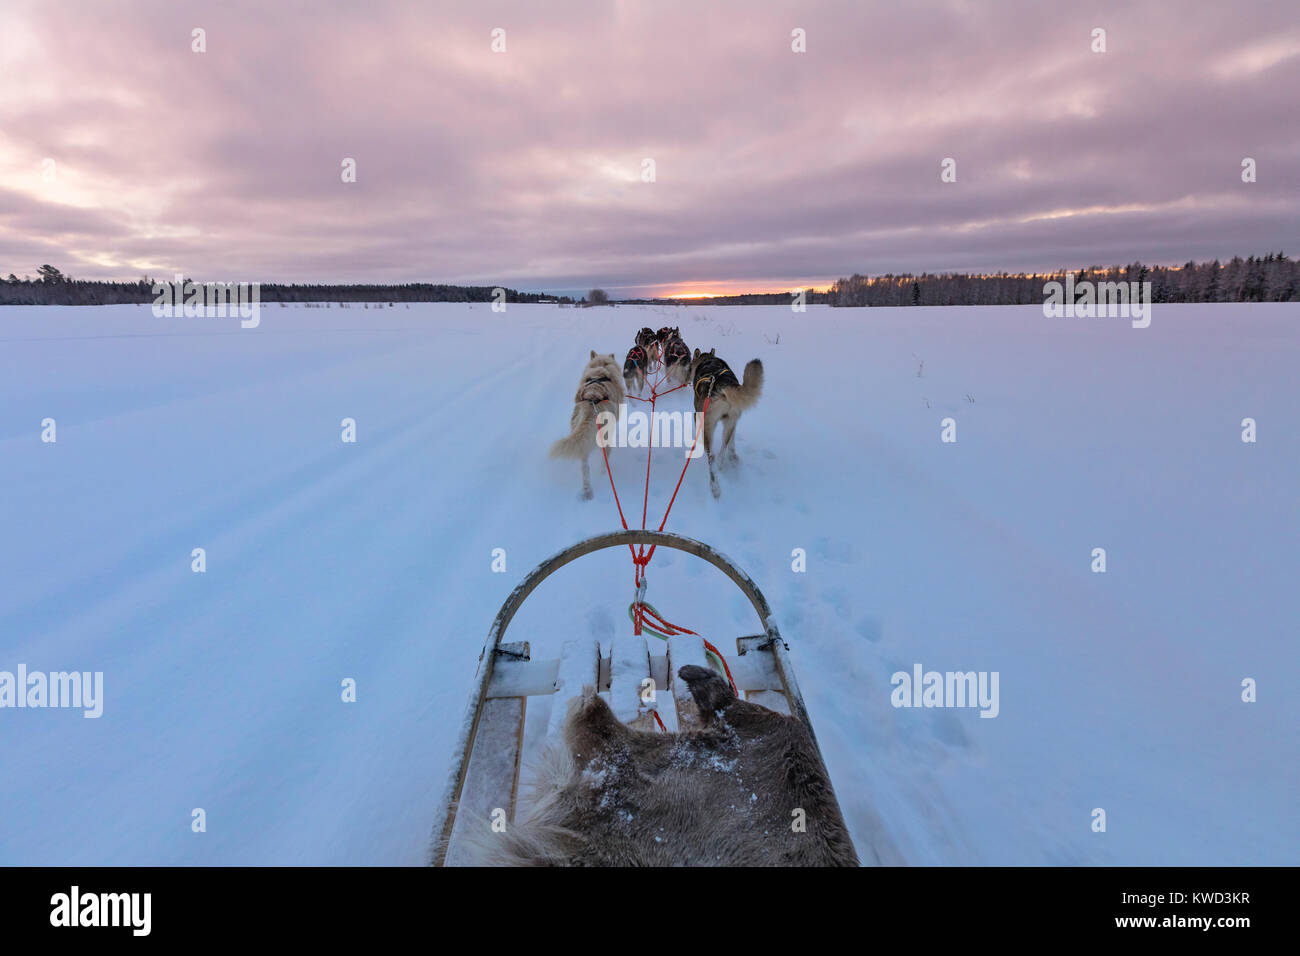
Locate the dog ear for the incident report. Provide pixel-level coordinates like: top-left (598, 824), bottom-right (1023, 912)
top-left (692, 347), bottom-right (700, 360)
top-left (609, 353), bottom-right (615, 361)
top-left (708, 348), bottom-right (716, 356)
top-left (590, 349), bottom-right (596, 359)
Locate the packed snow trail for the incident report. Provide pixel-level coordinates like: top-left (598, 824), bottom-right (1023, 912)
top-left (1, 302), bottom-right (1296, 865)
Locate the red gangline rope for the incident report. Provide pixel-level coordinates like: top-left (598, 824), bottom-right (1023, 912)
top-left (594, 346), bottom-right (733, 727)
top-left (637, 603), bottom-right (739, 698)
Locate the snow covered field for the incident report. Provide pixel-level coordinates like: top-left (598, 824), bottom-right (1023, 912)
top-left (1, 301), bottom-right (1296, 866)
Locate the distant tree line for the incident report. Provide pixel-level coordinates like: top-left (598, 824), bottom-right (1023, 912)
top-left (5, 254), bottom-right (1297, 308)
top-left (0, 266), bottom-right (576, 306)
top-left (827, 254), bottom-right (1299, 307)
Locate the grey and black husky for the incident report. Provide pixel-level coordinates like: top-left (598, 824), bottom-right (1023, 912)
top-left (689, 348), bottom-right (763, 497)
top-left (635, 327), bottom-right (660, 365)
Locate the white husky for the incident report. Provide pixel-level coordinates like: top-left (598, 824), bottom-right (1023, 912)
top-left (550, 351), bottom-right (625, 499)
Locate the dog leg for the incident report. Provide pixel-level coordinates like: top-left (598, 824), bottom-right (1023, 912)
top-left (721, 414), bottom-right (740, 468)
top-left (703, 417), bottom-right (721, 498)
top-left (580, 455), bottom-right (593, 500)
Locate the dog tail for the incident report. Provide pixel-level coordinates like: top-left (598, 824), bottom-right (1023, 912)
top-left (549, 402), bottom-right (597, 459)
top-left (725, 359), bottom-right (764, 411)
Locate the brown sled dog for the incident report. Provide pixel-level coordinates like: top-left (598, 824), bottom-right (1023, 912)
top-left (654, 326), bottom-right (679, 364)
top-left (459, 665), bottom-right (858, 866)
top-left (623, 345), bottom-right (648, 394)
top-left (689, 348), bottom-right (763, 497)
top-left (660, 331), bottom-right (692, 386)
top-left (550, 351), bottom-right (625, 499)
top-left (635, 327), bottom-right (660, 365)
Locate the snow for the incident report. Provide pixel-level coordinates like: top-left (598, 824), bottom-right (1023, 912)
top-left (1, 301), bottom-right (1296, 865)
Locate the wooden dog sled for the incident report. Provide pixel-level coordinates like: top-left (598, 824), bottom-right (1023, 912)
top-left (432, 529), bottom-right (830, 867)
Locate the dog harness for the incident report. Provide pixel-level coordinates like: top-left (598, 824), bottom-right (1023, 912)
top-left (663, 339), bottom-right (690, 365)
top-left (624, 346), bottom-right (647, 370)
top-left (584, 375), bottom-right (618, 412)
top-left (693, 355), bottom-right (738, 399)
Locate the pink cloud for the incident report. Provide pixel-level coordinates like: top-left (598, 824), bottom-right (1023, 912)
top-left (1, 0), bottom-right (1296, 294)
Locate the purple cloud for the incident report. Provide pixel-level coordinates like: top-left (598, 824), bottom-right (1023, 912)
top-left (1, 0), bottom-right (1296, 295)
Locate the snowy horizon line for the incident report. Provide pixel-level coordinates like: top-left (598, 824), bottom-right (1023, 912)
top-left (5, 249), bottom-right (1294, 303)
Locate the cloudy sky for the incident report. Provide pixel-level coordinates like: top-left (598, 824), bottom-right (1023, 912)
top-left (1, 0), bottom-right (1296, 297)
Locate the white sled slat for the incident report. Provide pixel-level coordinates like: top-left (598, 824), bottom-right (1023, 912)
top-left (488, 658), bottom-right (560, 698)
top-left (444, 695), bottom-right (525, 867)
top-left (745, 689), bottom-right (790, 715)
top-left (546, 638), bottom-right (600, 739)
top-left (730, 635), bottom-right (783, 692)
top-left (609, 634), bottom-right (656, 730)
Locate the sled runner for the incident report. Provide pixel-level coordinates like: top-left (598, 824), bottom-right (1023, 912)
top-left (431, 529), bottom-right (829, 867)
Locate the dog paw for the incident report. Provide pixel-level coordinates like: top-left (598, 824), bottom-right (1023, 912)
top-left (710, 478), bottom-right (721, 499)
top-left (581, 486), bottom-right (594, 501)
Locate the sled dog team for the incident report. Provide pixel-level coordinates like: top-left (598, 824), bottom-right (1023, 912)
top-left (480, 328), bottom-right (860, 869)
top-left (550, 325), bottom-right (763, 499)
